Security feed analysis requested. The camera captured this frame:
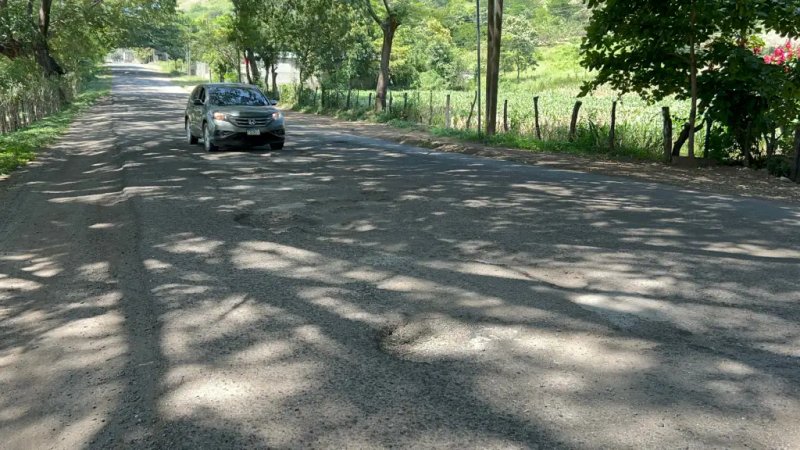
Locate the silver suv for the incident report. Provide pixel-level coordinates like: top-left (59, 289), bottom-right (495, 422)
top-left (185, 83), bottom-right (286, 152)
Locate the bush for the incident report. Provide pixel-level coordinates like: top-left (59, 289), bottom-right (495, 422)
top-left (765, 155), bottom-right (791, 178)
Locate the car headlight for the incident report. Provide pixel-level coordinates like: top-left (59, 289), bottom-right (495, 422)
top-left (272, 111), bottom-right (283, 120)
top-left (212, 112), bottom-right (228, 121)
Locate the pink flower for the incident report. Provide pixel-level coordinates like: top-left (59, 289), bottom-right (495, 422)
top-left (764, 55), bottom-right (773, 64)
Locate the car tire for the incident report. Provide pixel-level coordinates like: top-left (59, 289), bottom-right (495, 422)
top-left (186, 119), bottom-right (198, 145)
top-left (203, 123), bottom-right (218, 152)
top-left (270, 142), bottom-right (284, 150)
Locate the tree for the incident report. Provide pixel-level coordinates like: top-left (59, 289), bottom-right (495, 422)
top-left (1, 0), bottom-right (65, 76)
top-left (1, 0), bottom-right (177, 78)
top-left (359, 0), bottom-right (413, 111)
top-left (485, 0), bottom-right (503, 135)
top-left (581, 0), bottom-right (715, 159)
top-left (581, 0), bottom-right (800, 165)
top-left (502, 15), bottom-right (536, 82)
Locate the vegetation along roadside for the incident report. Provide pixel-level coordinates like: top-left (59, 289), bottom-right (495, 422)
top-left (0, 73), bottom-right (112, 177)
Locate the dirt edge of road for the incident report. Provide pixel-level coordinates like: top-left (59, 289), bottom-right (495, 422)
top-left (288, 110), bottom-right (800, 204)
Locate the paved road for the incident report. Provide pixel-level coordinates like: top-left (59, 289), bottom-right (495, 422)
top-left (1, 65), bottom-right (799, 449)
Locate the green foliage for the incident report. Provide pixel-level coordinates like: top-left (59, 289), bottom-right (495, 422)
top-left (0, 73), bottom-right (111, 175)
top-left (765, 155), bottom-right (791, 178)
top-left (581, 0), bottom-right (800, 164)
top-left (501, 15), bottom-right (537, 82)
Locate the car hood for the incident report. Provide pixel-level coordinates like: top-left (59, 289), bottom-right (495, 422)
top-left (210, 105), bottom-right (279, 116)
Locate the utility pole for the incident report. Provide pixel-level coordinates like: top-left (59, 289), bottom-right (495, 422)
top-left (476, 0), bottom-right (482, 137)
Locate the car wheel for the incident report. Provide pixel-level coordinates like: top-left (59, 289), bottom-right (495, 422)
top-left (186, 119), bottom-right (198, 145)
top-left (203, 123), bottom-right (218, 152)
top-left (270, 142), bottom-right (284, 150)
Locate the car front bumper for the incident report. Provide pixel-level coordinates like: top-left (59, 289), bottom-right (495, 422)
top-left (211, 120), bottom-right (285, 147)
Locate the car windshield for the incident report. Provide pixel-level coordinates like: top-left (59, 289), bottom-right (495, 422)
top-left (209, 87), bottom-right (268, 106)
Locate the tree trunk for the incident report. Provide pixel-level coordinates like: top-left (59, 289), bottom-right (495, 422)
top-left (375, 17), bottom-right (398, 112)
top-left (672, 121), bottom-right (705, 156)
top-left (485, 0), bottom-right (503, 135)
top-left (271, 63), bottom-right (278, 97)
top-left (236, 49), bottom-right (242, 83)
top-left (34, 0), bottom-right (63, 78)
top-left (32, 40), bottom-right (64, 77)
top-left (246, 49), bottom-right (260, 85)
top-left (791, 127), bottom-right (800, 182)
top-left (688, 1), bottom-right (697, 159)
top-left (245, 58), bottom-right (252, 84)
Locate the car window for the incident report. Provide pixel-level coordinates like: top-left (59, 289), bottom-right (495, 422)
top-left (197, 87), bottom-right (206, 103)
top-left (190, 87), bottom-right (199, 100)
top-left (208, 87), bottom-right (268, 106)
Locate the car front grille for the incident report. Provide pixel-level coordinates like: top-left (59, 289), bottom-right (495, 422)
top-left (232, 117), bottom-right (270, 127)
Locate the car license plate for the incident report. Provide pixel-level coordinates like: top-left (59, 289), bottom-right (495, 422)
top-left (246, 129), bottom-right (261, 136)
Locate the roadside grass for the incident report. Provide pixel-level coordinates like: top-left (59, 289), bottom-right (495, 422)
top-left (0, 73), bottom-right (112, 176)
top-left (428, 125), bottom-right (660, 161)
top-left (290, 102), bottom-right (664, 162)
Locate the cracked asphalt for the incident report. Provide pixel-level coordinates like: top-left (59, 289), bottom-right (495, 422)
top-left (1, 64), bottom-right (799, 449)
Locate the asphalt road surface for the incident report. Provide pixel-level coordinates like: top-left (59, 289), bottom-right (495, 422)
top-left (1, 65), bottom-right (799, 449)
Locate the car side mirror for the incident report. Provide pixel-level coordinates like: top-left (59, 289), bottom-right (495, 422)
top-left (269, 99), bottom-right (278, 106)
top-left (193, 98), bottom-right (204, 106)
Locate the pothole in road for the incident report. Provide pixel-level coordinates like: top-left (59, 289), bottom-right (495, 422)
top-left (360, 189), bottom-right (392, 202)
top-left (233, 210), bottom-right (321, 234)
top-left (379, 315), bottom-right (520, 361)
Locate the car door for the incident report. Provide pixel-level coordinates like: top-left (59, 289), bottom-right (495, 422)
top-left (191, 86), bottom-right (206, 135)
top-left (187, 86), bottom-right (200, 131)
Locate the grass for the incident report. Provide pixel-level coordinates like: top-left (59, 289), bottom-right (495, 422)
top-left (429, 126), bottom-right (660, 161)
top-left (0, 72), bottom-right (112, 176)
top-left (286, 89), bottom-right (678, 162)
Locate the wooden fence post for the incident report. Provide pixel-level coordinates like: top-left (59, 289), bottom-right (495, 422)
top-left (389, 92), bottom-right (393, 113)
top-left (704, 119), bottom-right (712, 159)
top-left (610, 100), bottom-right (617, 150)
top-left (568, 101), bottom-right (582, 141)
top-left (791, 127), bottom-right (800, 182)
top-left (662, 107), bottom-right (673, 163)
top-left (429, 91), bottom-right (433, 125)
top-left (503, 99), bottom-right (509, 132)
top-left (467, 91), bottom-right (478, 130)
top-left (355, 91), bottom-right (360, 108)
top-left (533, 96), bottom-right (541, 140)
top-left (368, 92), bottom-right (373, 108)
top-left (445, 94), bottom-right (452, 129)
top-left (403, 92), bottom-right (408, 114)
top-left (313, 88), bottom-right (318, 106)
top-left (415, 91), bottom-right (421, 122)
top-left (346, 89), bottom-right (351, 109)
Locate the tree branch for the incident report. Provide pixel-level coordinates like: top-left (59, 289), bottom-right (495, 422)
top-left (39, 0), bottom-right (52, 36)
top-left (363, 0), bottom-right (381, 25)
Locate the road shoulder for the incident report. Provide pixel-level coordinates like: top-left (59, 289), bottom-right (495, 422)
top-left (286, 111), bottom-right (800, 204)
